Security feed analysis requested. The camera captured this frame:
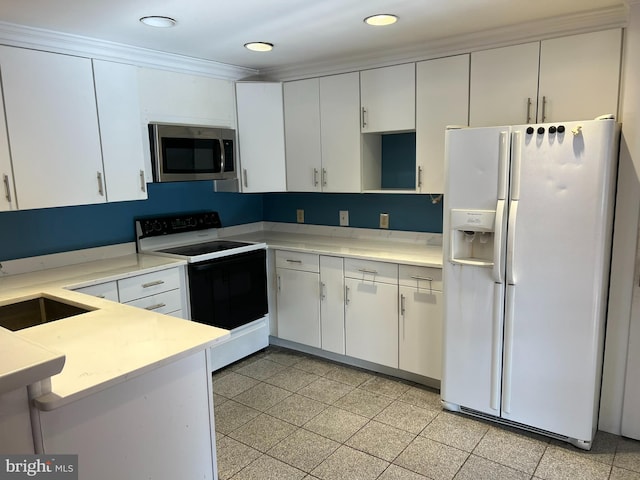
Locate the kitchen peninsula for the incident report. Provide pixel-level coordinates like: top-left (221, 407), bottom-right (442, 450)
top-left (0, 251), bottom-right (229, 480)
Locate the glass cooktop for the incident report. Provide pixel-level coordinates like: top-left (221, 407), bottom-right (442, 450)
top-left (157, 240), bottom-right (251, 257)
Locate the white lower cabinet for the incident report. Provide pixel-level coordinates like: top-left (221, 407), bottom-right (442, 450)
top-left (320, 256), bottom-right (345, 354)
top-left (73, 266), bottom-right (187, 318)
top-left (344, 259), bottom-right (399, 369)
top-left (399, 265), bottom-right (443, 380)
top-left (275, 251), bottom-right (321, 348)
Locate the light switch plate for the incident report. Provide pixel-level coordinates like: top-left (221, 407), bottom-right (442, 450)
top-left (379, 213), bottom-right (389, 229)
top-left (339, 210), bottom-right (349, 226)
top-left (296, 209), bottom-right (304, 223)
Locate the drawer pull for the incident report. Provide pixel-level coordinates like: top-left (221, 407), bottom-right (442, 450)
top-left (358, 268), bottom-right (378, 275)
top-left (286, 259), bottom-right (303, 264)
top-left (142, 280), bottom-right (165, 288)
top-left (145, 303), bottom-right (166, 311)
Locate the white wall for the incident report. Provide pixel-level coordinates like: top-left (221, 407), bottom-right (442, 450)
top-left (599, 1), bottom-right (640, 435)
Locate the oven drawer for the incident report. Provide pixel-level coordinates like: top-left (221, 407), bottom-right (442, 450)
top-left (399, 265), bottom-right (442, 291)
top-left (118, 268), bottom-right (181, 303)
top-left (344, 258), bottom-right (398, 285)
top-left (275, 250), bottom-right (319, 273)
top-left (124, 289), bottom-right (182, 315)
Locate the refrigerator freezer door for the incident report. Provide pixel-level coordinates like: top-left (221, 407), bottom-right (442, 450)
top-left (501, 120), bottom-right (617, 442)
top-left (442, 126), bottom-right (510, 415)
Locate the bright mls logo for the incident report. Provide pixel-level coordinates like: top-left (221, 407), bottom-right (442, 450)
top-left (0, 455), bottom-right (77, 479)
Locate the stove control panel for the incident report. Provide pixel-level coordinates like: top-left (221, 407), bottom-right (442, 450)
top-left (136, 211), bottom-right (222, 238)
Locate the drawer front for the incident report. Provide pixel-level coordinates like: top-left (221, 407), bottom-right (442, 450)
top-left (124, 289), bottom-right (182, 315)
top-left (399, 265), bottom-right (443, 291)
top-left (275, 250), bottom-right (319, 273)
top-left (75, 281), bottom-right (119, 301)
top-left (118, 267), bottom-right (181, 303)
top-left (344, 258), bottom-right (398, 285)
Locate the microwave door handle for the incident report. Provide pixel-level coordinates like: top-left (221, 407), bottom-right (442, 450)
top-left (219, 139), bottom-right (225, 172)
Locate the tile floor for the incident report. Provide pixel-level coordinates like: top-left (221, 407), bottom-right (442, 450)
top-left (212, 346), bottom-right (640, 480)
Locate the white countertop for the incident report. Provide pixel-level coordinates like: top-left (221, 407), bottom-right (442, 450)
top-left (223, 229), bottom-right (443, 267)
top-left (0, 253), bottom-right (229, 411)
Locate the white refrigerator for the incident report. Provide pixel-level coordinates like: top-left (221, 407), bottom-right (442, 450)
top-left (441, 118), bottom-right (619, 450)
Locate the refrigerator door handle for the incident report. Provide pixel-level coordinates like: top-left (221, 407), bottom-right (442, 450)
top-left (490, 283), bottom-right (504, 411)
top-left (510, 131), bottom-right (522, 200)
top-left (493, 199), bottom-right (506, 283)
top-left (498, 132), bottom-right (510, 199)
top-left (506, 200), bottom-right (518, 285)
top-left (502, 284), bottom-right (516, 414)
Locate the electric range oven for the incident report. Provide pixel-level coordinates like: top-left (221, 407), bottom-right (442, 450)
top-left (135, 212), bottom-right (269, 369)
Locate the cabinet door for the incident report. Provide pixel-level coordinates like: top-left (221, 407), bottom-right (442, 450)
top-left (276, 268), bottom-right (321, 348)
top-left (399, 287), bottom-right (443, 379)
top-left (416, 55), bottom-right (469, 194)
top-left (236, 82), bottom-right (287, 192)
top-left (320, 256), bottom-right (345, 354)
top-left (138, 67), bottom-right (236, 128)
top-left (0, 79), bottom-right (16, 211)
top-left (345, 278), bottom-right (398, 368)
top-left (0, 46), bottom-right (105, 210)
top-left (319, 72), bottom-right (362, 193)
top-left (360, 63), bottom-right (415, 133)
top-left (538, 29), bottom-right (622, 122)
top-left (470, 42), bottom-right (540, 127)
top-left (284, 78), bottom-right (322, 192)
top-left (93, 60), bottom-right (147, 202)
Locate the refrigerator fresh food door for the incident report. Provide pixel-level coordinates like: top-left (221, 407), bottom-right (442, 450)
top-left (442, 126), bottom-right (510, 416)
top-left (501, 119), bottom-right (617, 443)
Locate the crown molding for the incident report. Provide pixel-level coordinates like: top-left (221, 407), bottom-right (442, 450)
top-left (260, 5), bottom-right (628, 81)
top-left (0, 21), bottom-right (258, 80)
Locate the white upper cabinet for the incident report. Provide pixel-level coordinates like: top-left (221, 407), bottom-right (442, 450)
top-left (320, 73), bottom-right (362, 193)
top-left (360, 63), bottom-right (416, 133)
top-left (470, 42), bottom-right (540, 127)
top-left (138, 68), bottom-right (236, 128)
top-left (284, 78), bottom-right (322, 192)
top-left (284, 73), bottom-right (361, 193)
top-left (538, 29), bottom-right (622, 122)
top-left (0, 46), bottom-right (106, 210)
top-left (93, 60), bottom-right (148, 202)
top-left (236, 82), bottom-right (287, 193)
top-left (470, 29), bottom-right (622, 126)
top-left (0, 81), bottom-right (16, 211)
top-left (416, 55), bottom-right (469, 194)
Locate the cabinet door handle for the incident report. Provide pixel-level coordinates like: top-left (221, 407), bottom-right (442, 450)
top-left (417, 166), bottom-right (423, 189)
top-left (285, 259), bottom-right (302, 264)
top-left (97, 171), bottom-right (104, 196)
top-left (313, 168), bottom-right (319, 187)
top-left (541, 96), bottom-right (547, 122)
top-left (3, 174), bottom-right (11, 203)
top-left (320, 282), bottom-right (326, 300)
top-left (345, 285), bottom-right (350, 305)
top-left (139, 170), bottom-right (146, 193)
top-left (361, 107), bottom-right (367, 129)
top-left (322, 168), bottom-right (327, 187)
top-left (526, 97), bottom-right (532, 123)
top-left (400, 293), bottom-right (406, 339)
top-left (142, 280), bottom-right (164, 288)
top-left (145, 303), bottom-right (166, 311)
top-left (243, 169), bottom-right (248, 188)
top-left (277, 274), bottom-right (281, 292)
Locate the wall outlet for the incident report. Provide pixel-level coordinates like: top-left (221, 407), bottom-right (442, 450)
top-left (339, 210), bottom-right (349, 227)
top-left (379, 213), bottom-right (389, 229)
top-left (296, 209), bottom-right (304, 223)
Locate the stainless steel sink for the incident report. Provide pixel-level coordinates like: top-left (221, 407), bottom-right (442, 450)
top-left (0, 297), bottom-right (91, 331)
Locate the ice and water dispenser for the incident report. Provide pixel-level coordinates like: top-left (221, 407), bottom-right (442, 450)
top-left (449, 209), bottom-right (496, 266)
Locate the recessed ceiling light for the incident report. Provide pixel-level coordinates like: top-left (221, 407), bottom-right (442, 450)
top-left (364, 14), bottom-right (398, 26)
top-left (139, 16), bottom-right (177, 28)
top-left (244, 42), bottom-right (274, 52)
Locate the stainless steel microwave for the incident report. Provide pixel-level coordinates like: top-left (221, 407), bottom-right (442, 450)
top-left (149, 123), bottom-right (238, 190)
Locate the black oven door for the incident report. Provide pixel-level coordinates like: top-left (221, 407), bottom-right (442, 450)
top-left (187, 249), bottom-right (267, 330)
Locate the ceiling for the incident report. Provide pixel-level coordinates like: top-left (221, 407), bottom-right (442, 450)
top-left (0, 0), bottom-right (628, 78)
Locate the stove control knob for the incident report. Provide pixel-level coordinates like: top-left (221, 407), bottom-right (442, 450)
top-left (557, 125), bottom-right (565, 133)
top-left (537, 127), bottom-right (545, 135)
top-left (549, 126), bottom-right (557, 134)
top-left (152, 220), bottom-right (162, 232)
top-left (526, 127), bottom-right (534, 135)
